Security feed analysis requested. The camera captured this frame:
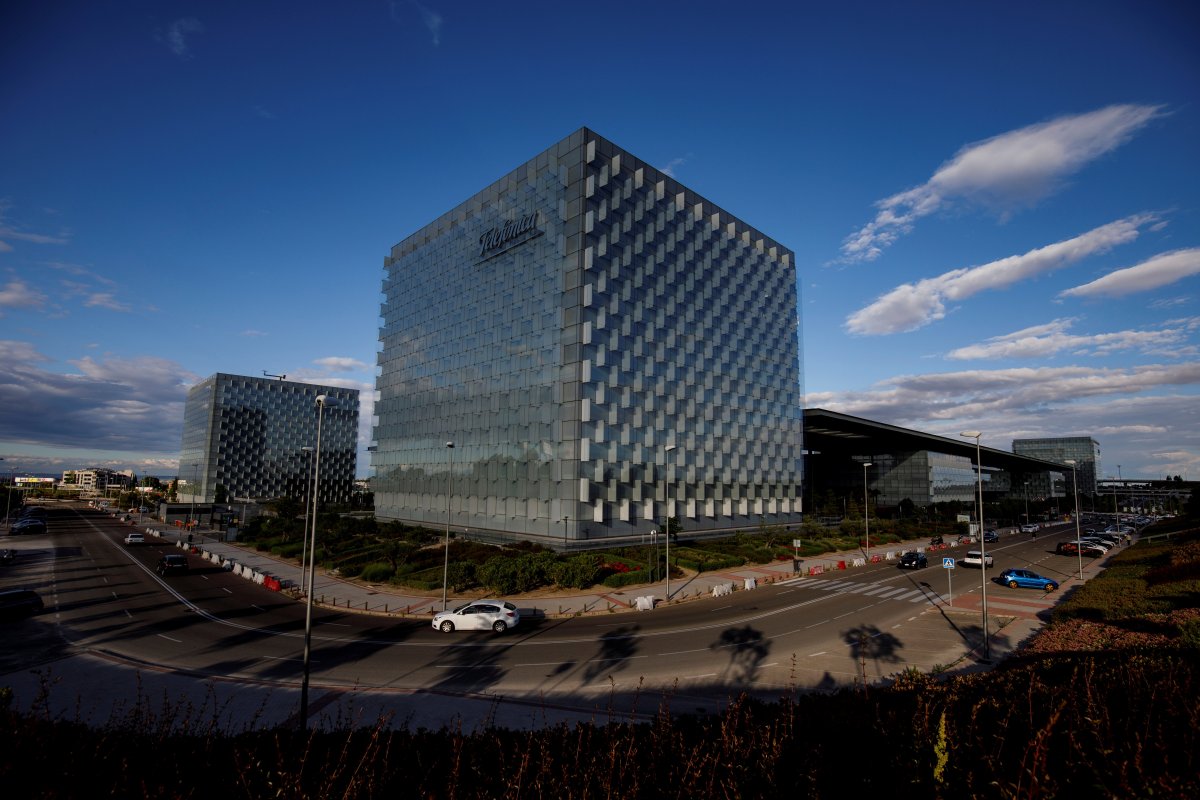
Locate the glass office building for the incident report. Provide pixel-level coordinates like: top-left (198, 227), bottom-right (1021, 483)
top-left (372, 128), bottom-right (804, 545)
top-left (1013, 436), bottom-right (1100, 496)
top-left (179, 373), bottom-right (359, 506)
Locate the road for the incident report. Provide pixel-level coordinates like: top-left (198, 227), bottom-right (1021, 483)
top-left (1, 505), bottom-right (1097, 729)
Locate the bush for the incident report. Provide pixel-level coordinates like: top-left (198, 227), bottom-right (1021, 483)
top-left (359, 563), bottom-right (395, 583)
top-left (444, 562), bottom-right (477, 592)
top-left (602, 569), bottom-right (653, 589)
top-left (478, 552), bottom-right (556, 594)
top-left (551, 554), bottom-right (601, 589)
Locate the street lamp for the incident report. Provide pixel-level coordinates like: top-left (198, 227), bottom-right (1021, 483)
top-left (299, 446), bottom-right (314, 596)
top-left (1, 458), bottom-right (11, 529)
top-left (664, 443), bottom-right (677, 602)
top-left (862, 462), bottom-right (872, 558)
top-left (301, 394), bottom-right (334, 729)
top-left (960, 430), bottom-right (991, 663)
top-left (1065, 460), bottom-right (1084, 581)
top-left (187, 463), bottom-right (198, 532)
top-left (442, 442), bottom-right (454, 612)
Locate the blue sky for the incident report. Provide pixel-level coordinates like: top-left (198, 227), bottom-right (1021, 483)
top-left (1, 0), bottom-right (1198, 482)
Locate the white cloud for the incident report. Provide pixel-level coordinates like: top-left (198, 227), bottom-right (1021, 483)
top-left (661, 156), bottom-right (690, 178)
top-left (839, 104), bottom-right (1165, 262)
top-left (403, 1), bottom-right (443, 45)
top-left (945, 317), bottom-right (1197, 360)
top-left (1059, 247), bottom-right (1200, 299)
top-left (314, 356), bottom-right (370, 372)
top-left (0, 279), bottom-right (48, 311)
top-left (0, 200), bottom-right (70, 251)
top-left (240, 329), bottom-right (268, 337)
top-left (0, 341), bottom-right (199, 453)
top-left (84, 293), bottom-right (132, 312)
top-left (845, 214), bottom-right (1154, 335)
top-left (159, 17), bottom-right (204, 58)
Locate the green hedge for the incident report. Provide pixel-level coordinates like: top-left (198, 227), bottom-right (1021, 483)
top-left (602, 569), bottom-right (653, 589)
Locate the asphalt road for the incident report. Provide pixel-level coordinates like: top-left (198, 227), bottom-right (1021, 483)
top-left (1, 506), bottom-right (1095, 729)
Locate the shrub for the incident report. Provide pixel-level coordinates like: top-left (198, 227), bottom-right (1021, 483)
top-left (359, 563), bottom-right (395, 583)
top-left (478, 552), bottom-right (556, 594)
top-left (444, 562), bottom-right (477, 592)
top-left (602, 569), bottom-right (653, 589)
top-left (551, 554), bottom-right (601, 589)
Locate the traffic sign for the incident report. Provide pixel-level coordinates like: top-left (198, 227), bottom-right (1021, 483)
top-left (943, 557), bottom-right (955, 569)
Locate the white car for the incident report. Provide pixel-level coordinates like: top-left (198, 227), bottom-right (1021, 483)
top-left (1020, 523), bottom-right (1039, 534)
top-left (432, 600), bottom-right (520, 633)
top-left (962, 550), bottom-right (994, 569)
top-left (124, 532), bottom-right (145, 546)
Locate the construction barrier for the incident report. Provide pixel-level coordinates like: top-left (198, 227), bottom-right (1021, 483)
top-left (837, 560), bottom-right (847, 570)
top-left (808, 565), bottom-right (825, 576)
top-left (634, 595), bottom-right (655, 611)
top-left (870, 554), bottom-right (883, 563)
top-left (851, 557), bottom-right (866, 568)
top-left (712, 582), bottom-right (734, 598)
top-left (743, 577), bottom-right (757, 590)
top-left (885, 551), bottom-right (897, 561)
top-left (263, 577), bottom-right (281, 592)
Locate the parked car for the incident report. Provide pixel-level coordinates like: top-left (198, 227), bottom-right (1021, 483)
top-left (999, 568), bottom-right (1059, 592)
top-left (124, 532), bottom-right (145, 546)
top-left (962, 550), bottom-right (994, 569)
top-left (157, 554), bottom-right (189, 576)
top-left (1079, 541), bottom-right (1110, 557)
top-left (1056, 541), bottom-right (1081, 555)
top-left (0, 588), bottom-right (44, 619)
top-left (898, 551), bottom-right (928, 569)
top-left (983, 529), bottom-right (999, 543)
top-left (1020, 523), bottom-right (1039, 534)
top-left (10, 518), bottom-right (46, 535)
top-left (432, 600), bottom-right (520, 633)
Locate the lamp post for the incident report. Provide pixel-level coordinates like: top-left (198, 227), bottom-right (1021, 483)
top-left (862, 462), bottom-right (872, 559)
top-left (299, 446), bottom-right (314, 596)
top-left (442, 442), bottom-right (454, 612)
top-left (1, 458), bottom-right (11, 529)
top-left (300, 394), bottom-right (333, 729)
top-left (187, 463), bottom-right (198, 532)
top-left (1116, 464), bottom-right (1122, 536)
top-left (1065, 460), bottom-right (1084, 581)
top-left (664, 443), bottom-right (677, 602)
top-left (960, 431), bottom-right (990, 662)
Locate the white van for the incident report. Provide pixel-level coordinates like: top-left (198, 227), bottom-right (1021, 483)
top-left (962, 550), bottom-right (994, 568)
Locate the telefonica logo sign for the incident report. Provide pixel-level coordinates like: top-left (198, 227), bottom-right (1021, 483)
top-left (478, 212), bottom-right (542, 259)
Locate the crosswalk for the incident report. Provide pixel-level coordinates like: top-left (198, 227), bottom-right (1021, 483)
top-left (779, 576), bottom-right (947, 605)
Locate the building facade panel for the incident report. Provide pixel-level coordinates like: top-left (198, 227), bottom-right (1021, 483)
top-left (372, 128), bottom-right (804, 544)
top-left (179, 374), bottom-right (358, 506)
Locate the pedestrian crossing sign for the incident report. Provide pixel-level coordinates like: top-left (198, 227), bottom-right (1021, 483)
top-left (943, 557), bottom-right (955, 569)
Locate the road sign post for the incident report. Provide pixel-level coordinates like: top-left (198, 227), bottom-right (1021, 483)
top-left (943, 557), bottom-right (955, 605)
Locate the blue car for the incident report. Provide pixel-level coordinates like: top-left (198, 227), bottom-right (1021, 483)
top-left (999, 568), bottom-right (1058, 592)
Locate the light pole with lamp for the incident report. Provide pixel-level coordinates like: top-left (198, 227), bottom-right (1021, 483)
top-left (862, 462), bottom-right (872, 559)
top-left (442, 442), bottom-right (454, 612)
top-left (960, 431), bottom-right (991, 663)
top-left (1065, 460), bottom-right (1084, 581)
top-left (664, 443), bottom-right (677, 602)
top-left (300, 394), bottom-right (334, 729)
top-left (1, 458), bottom-right (11, 529)
top-left (299, 446), bottom-right (314, 596)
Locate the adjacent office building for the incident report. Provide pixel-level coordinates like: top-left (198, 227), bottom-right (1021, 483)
top-left (1013, 436), bottom-right (1100, 496)
top-left (372, 128), bottom-right (804, 545)
top-left (179, 373), bottom-right (359, 506)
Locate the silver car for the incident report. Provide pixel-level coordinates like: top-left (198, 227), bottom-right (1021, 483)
top-left (432, 600), bottom-right (520, 633)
